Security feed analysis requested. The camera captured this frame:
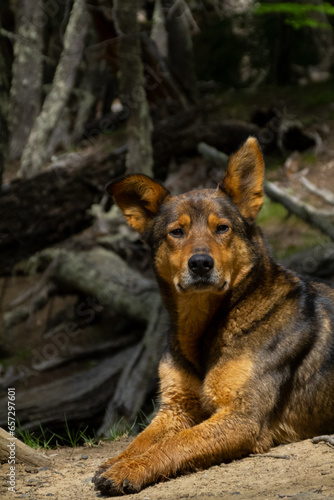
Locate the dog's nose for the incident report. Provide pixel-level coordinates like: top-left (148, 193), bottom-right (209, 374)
top-left (188, 254), bottom-right (214, 277)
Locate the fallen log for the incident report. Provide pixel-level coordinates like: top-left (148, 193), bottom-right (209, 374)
top-left (1, 109), bottom-right (265, 276)
top-left (251, 107), bottom-right (320, 153)
top-left (0, 144), bottom-right (126, 275)
top-left (31, 246), bottom-right (158, 323)
top-left (0, 348), bottom-right (136, 430)
top-left (0, 427), bottom-right (51, 466)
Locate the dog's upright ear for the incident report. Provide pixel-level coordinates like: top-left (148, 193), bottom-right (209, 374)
top-left (106, 174), bottom-right (170, 235)
top-left (220, 137), bottom-right (264, 221)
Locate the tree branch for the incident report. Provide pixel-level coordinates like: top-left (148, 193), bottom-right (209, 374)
top-left (300, 176), bottom-right (334, 206)
top-left (264, 181), bottom-right (334, 241)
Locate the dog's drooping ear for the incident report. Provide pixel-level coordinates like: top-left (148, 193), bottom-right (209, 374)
top-left (220, 137), bottom-right (264, 221)
top-left (106, 174), bottom-right (170, 234)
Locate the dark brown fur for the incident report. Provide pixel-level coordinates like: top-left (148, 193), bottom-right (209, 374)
top-left (93, 137), bottom-right (334, 496)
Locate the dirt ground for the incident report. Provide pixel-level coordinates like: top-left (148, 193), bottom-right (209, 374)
top-left (1, 437), bottom-right (333, 500)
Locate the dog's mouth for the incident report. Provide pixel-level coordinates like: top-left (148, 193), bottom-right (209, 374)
top-left (174, 256), bottom-right (229, 294)
top-left (176, 278), bottom-right (228, 294)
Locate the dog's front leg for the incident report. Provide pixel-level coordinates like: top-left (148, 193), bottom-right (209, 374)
top-left (95, 410), bottom-right (262, 495)
top-left (93, 357), bottom-right (204, 491)
top-left (94, 406), bottom-right (200, 474)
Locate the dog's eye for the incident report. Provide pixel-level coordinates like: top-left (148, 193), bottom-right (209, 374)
top-left (169, 228), bottom-right (185, 238)
top-left (216, 225), bottom-right (229, 234)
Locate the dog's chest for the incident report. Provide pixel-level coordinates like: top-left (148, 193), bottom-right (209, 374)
top-left (199, 355), bottom-right (254, 414)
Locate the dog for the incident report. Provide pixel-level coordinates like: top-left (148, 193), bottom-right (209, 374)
top-left (93, 137), bottom-right (334, 496)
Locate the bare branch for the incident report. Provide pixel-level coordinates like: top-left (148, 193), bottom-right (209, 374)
top-left (197, 142), bottom-right (228, 168)
top-left (301, 176), bottom-right (334, 206)
top-left (3, 282), bottom-right (56, 331)
top-left (9, 260), bottom-right (58, 309)
top-left (312, 435), bottom-right (334, 447)
top-left (264, 181), bottom-right (334, 241)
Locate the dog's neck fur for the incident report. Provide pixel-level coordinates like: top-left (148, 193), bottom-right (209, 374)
top-left (175, 291), bottom-right (222, 370)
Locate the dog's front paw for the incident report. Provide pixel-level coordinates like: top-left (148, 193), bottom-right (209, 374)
top-left (93, 456), bottom-right (121, 481)
top-left (92, 472), bottom-right (123, 496)
top-left (92, 470), bottom-right (141, 496)
top-left (93, 459), bottom-right (152, 496)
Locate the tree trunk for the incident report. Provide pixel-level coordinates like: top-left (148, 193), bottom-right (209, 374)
top-left (114, 0), bottom-right (154, 176)
top-left (0, 0), bottom-right (14, 188)
top-left (19, 0), bottom-right (89, 178)
top-left (151, 0), bottom-right (168, 57)
top-left (7, 0), bottom-right (43, 161)
top-left (88, 0), bottom-right (189, 113)
top-left (162, 0), bottom-right (198, 102)
top-left (308, 0), bottom-right (334, 74)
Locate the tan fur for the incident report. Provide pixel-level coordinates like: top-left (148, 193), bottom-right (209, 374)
top-left (202, 356), bottom-right (254, 413)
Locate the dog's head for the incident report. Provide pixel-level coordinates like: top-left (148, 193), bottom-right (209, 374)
top-left (107, 137), bottom-right (264, 295)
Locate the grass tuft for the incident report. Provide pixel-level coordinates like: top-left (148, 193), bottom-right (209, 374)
top-left (15, 407), bottom-right (154, 449)
top-left (16, 421), bottom-right (55, 449)
top-left (107, 416), bottom-right (138, 441)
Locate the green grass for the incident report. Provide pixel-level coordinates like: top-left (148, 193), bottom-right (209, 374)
top-left (302, 84), bottom-right (334, 107)
top-left (16, 417), bottom-right (97, 449)
top-left (258, 195), bottom-right (288, 225)
top-left (15, 411), bottom-right (152, 450)
top-left (16, 422), bottom-right (55, 450)
top-left (301, 151), bottom-right (317, 165)
top-left (257, 196), bottom-right (329, 260)
top-left (79, 430), bottom-right (100, 448)
top-left (51, 416), bottom-right (89, 448)
top-left (106, 416), bottom-right (138, 441)
top-left (15, 348), bottom-right (32, 361)
top-left (103, 402), bottom-right (155, 442)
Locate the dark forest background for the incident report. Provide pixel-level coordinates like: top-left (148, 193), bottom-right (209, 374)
top-left (1, 0), bottom-right (334, 442)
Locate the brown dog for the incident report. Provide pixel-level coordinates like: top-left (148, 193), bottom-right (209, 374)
top-left (93, 137), bottom-right (334, 496)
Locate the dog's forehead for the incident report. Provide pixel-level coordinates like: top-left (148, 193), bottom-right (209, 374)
top-left (161, 188), bottom-right (237, 221)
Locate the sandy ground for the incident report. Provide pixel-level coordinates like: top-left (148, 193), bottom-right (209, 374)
top-left (1, 437), bottom-right (333, 500)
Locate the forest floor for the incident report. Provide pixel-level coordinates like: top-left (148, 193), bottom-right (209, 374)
top-left (1, 436), bottom-right (333, 499)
